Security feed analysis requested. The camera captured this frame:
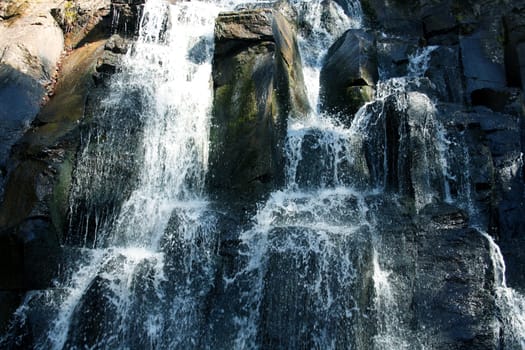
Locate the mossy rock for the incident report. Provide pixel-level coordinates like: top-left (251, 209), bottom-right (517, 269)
top-left (209, 9), bottom-right (310, 202)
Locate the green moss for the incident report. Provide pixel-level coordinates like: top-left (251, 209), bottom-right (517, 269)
top-left (63, 1), bottom-right (78, 33)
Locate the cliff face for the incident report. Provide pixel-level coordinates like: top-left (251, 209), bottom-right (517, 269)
top-left (0, 0), bottom-right (524, 348)
top-left (0, 0), bottom-right (141, 334)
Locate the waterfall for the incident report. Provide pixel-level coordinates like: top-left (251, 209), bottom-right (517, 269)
top-left (480, 232), bottom-right (525, 349)
top-left (2, 1), bottom-right (243, 348)
top-left (52, 1), bottom-right (225, 347)
top-left (2, 0), bottom-right (524, 349)
top-left (227, 1), bottom-right (377, 348)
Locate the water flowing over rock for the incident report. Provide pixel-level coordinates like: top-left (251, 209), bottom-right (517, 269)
top-left (0, 0), bottom-right (525, 349)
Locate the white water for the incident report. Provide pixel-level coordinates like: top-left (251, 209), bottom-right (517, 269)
top-left (480, 232), bottom-right (525, 349)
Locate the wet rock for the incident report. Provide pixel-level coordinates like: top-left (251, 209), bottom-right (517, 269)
top-left (413, 224), bottom-right (497, 349)
top-left (373, 199), bottom-right (498, 349)
top-left (260, 225), bottom-right (373, 349)
top-left (320, 29), bottom-right (377, 125)
top-left (110, 0), bottom-right (146, 37)
top-left (209, 8), bottom-right (309, 201)
top-left (96, 50), bottom-right (121, 74)
top-left (376, 36), bottom-right (418, 79)
top-left (104, 33), bottom-right (130, 54)
top-left (0, 292), bottom-right (21, 334)
top-left (425, 45), bottom-right (464, 103)
top-left (63, 275), bottom-right (119, 349)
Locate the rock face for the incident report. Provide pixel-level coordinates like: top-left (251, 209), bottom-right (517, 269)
top-left (0, 0), bottom-right (65, 198)
top-left (373, 201), bottom-right (497, 350)
top-left (208, 8), bottom-right (309, 201)
top-left (0, 0), bottom-right (132, 334)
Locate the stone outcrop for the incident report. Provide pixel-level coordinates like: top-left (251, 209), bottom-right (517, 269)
top-left (0, 0), bottom-right (65, 198)
top-left (208, 8), bottom-right (309, 201)
top-left (320, 29), bottom-right (377, 125)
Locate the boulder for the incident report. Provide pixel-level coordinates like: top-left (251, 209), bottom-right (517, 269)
top-left (320, 29), bottom-right (377, 125)
top-left (208, 9), bottom-right (309, 201)
top-left (51, 0), bottom-right (111, 48)
top-left (0, 1), bottom-right (64, 198)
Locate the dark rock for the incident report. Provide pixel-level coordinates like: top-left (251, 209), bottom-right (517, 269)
top-left (96, 50), bottom-right (121, 74)
top-left (413, 224), bottom-right (497, 349)
top-left (518, 42), bottom-right (525, 91)
top-left (209, 9), bottom-right (309, 201)
top-left (503, 7), bottom-right (525, 89)
top-left (460, 31), bottom-right (507, 100)
top-left (0, 233), bottom-right (23, 290)
top-left (0, 37), bottom-right (111, 295)
top-left (372, 199), bottom-right (498, 349)
top-left (425, 45), bottom-right (464, 103)
top-left (354, 92), bottom-right (450, 206)
top-left (0, 66), bottom-right (44, 185)
top-left (360, 0), bottom-right (423, 36)
top-left (420, 1), bottom-right (458, 44)
top-left (259, 224), bottom-right (373, 349)
top-left (320, 29), bottom-right (377, 124)
top-left (0, 292), bottom-right (21, 334)
top-left (376, 36), bottom-right (419, 79)
top-left (104, 34), bottom-right (129, 54)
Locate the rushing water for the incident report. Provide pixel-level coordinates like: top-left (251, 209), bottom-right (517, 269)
top-left (2, 0), bottom-right (524, 349)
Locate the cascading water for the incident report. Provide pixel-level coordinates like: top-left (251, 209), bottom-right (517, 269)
top-left (1, 1), bottom-right (244, 348)
top-left (225, 1), bottom-right (379, 348)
